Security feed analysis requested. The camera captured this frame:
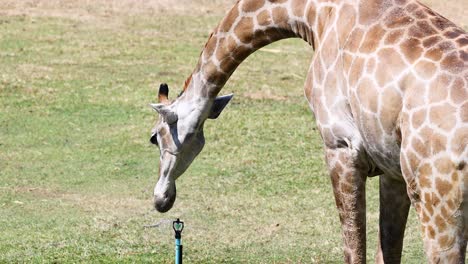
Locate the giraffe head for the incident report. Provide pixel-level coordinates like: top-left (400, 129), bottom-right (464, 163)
top-left (149, 83), bottom-right (233, 212)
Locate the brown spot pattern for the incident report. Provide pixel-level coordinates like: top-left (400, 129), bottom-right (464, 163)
top-left (418, 165), bottom-right (432, 188)
top-left (357, 78), bottom-right (379, 112)
top-left (414, 60), bottom-right (436, 79)
top-left (451, 127), bottom-right (468, 156)
top-left (384, 29), bottom-right (404, 45)
top-left (429, 103), bottom-right (456, 131)
top-left (336, 5), bottom-right (356, 45)
top-left (460, 102), bottom-right (468, 122)
top-left (359, 0), bottom-right (390, 25)
top-left (385, 7), bottom-right (413, 28)
top-left (242, 0), bottom-right (264, 13)
top-left (423, 35), bottom-right (442, 48)
top-left (441, 52), bottom-right (464, 74)
top-left (428, 74), bottom-right (451, 103)
top-left (272, 7), bottom-right (289, 28)
top-left (425, 47), bottom-right (444, 61)
top-left (349, 57), bottom-right (365, 86)
top-left (257, 10), bottom-right (272, 26)
top-left (429, 130), bottom-right (447, 155)
top-left (291, 0), bottom-right (307, 17)
top-left (234, 16), bottom-right (254, 43)
top-left (376, 48), bottom-right (406, 87)
top-left (305, 2), bottom-right (317, 27)
top-left (360, 24), bottom-right (386, 53)
top-left (220, 8), bottom-right (239, 32)
top-left (427, 225), bottom-right (436, 239)
top-left (380, 87), bottom-right (402, 134)
top-left (203, 34), bottom-right (217, 60)
top-left (400, 38), bottom-right (423, 63)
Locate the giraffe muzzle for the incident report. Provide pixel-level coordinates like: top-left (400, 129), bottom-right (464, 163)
top-left (154, 189), bottom-right (176, 213)
top-left (154, 174), bottom-right (177, 213)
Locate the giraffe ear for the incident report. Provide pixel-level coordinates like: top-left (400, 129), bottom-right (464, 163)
top-left (150, 103), bottom-right (178, 124)
top-left (208, 94), bottom-right (233, 119)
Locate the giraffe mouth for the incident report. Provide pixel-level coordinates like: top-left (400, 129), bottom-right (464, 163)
top-left (154, 192), bottom-right (176, 213)
top-left (154, 185), bottom-right (176, 213)
top-left (153, 148), bottom-right (179, 213)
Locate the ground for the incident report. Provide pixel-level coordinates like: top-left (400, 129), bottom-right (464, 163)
top-left (0, 0), bottom-right (466, 263)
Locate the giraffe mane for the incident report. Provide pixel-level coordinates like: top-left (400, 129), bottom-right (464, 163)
top-left (177, 74), bottom-right (192, 97)
top-left (183, 74), bottom-right (192, 91)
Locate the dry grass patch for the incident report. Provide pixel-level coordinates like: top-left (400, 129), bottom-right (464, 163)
top-left (2, 186), bottom-right (150, 217)
top-left (1, 0), bottom-right (465, 28)
top-left (244, 90), bottom-right (289, 101)
top-left (0, 0), bottom-right (236, 19)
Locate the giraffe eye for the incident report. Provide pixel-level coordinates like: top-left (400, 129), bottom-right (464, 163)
top-left (150, 133), bottom-right (158, 146)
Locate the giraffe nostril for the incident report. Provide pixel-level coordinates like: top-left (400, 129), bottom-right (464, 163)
top-left (154, 193), bottom-right (176, 213)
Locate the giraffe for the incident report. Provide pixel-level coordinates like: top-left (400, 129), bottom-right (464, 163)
top-left (149, 0), bottom-right (468, 262)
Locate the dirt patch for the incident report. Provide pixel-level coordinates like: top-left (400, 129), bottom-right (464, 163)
top-left (0, 1), bottom-right (465, 29)
top-left (3, 186), bottom-right (149, 216)
top-left (244, 90), bottom-right (289, 101)
top-left (17, 64), bottom-right (53, 80)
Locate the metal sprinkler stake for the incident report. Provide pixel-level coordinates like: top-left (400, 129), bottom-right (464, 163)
top-left (173, 218), bottom-right (184, 264)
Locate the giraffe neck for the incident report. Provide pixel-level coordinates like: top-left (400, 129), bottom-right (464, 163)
top-left (184, 0), bottom-right (357, 99)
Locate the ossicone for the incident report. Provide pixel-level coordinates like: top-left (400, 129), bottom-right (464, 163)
top-left (159, 83), bottom-right (170, 103)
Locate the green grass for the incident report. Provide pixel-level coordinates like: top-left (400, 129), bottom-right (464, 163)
top-left (1, 0), bottom-right (464, 262)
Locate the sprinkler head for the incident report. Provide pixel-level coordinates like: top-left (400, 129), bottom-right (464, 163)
top-left (173, 218), bottom-right (184, 239)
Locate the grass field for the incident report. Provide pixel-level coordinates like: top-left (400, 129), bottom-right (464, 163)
top-left (0, 0), bottom-right (466, 263)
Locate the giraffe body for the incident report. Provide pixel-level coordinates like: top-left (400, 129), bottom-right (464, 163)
top-left (150, 0), bottom-right (468, 262)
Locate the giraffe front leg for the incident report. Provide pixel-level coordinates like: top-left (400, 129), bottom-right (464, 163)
top-left (325, 147), bottom-right (367, 264)
top-left (408, 170), bottom-right (467, 264)
top-left (400, 149), bottom-right (467, 263)
top-left (375, 175), bottom-right (411, 264)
